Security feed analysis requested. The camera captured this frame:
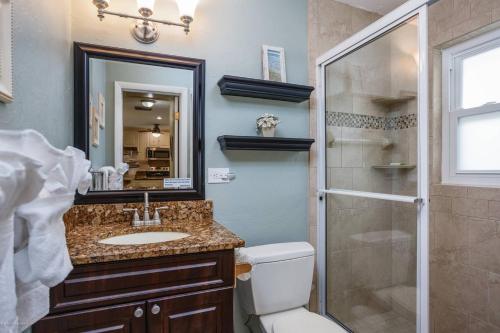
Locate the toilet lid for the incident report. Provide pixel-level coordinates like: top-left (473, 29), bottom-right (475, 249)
top-left (272, 311), bottom-right (346, 333)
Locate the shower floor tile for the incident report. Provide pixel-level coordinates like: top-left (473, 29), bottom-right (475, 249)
top-left (345, 310), bottom-right (415, 333)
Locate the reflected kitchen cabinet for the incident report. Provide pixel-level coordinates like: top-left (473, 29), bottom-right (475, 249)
top-left (124, 129), bottom-right (139, 148)
top-left (138, 132), bottom-right (149, 160)
top-left (150, 132), bottom-right (170, 148)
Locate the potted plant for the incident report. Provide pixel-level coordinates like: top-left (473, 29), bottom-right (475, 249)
top-left (256, 113), bottom-right (280, 137)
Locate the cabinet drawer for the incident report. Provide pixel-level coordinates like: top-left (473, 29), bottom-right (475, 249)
top-left (147, 287), bottom-right (233, 333)
top-left (33, 301), bottom-right (146, 333)
top-left (51, 250), bottom-right (234, 313)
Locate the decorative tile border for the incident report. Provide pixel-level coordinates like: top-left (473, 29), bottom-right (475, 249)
top-left (386, 113), bottom-right (417, 130)
top-left (326, 111), bottom-right (417, 130)
top-left (327, 112), bottom-right (385, 129)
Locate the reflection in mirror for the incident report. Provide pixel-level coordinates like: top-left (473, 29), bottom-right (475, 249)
top-left (88, 58), bottom-right (193, 192)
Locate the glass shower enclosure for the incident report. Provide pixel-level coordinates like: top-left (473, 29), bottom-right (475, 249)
top-left (316, 3), bottom-right (429, 333)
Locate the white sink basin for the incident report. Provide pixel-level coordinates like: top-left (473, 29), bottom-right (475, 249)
top-left (99, 232), bottom-right (190, 245)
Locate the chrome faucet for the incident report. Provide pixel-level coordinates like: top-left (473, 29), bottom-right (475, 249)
top-left (123, 192), bottom-right (166, 227)
top-left (143, 192), bottom-right (151, 225)
top-left (122, 207), bottom-right (141, 227)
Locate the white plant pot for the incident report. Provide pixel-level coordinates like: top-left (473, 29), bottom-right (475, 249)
top-left (261, 127), bottom-right (276, 137)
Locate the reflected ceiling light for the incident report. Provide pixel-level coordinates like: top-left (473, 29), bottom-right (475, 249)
top-left (156, 116), bottom-right (163, 120)
top-left (152, 124), bottom-right (161, 138)
top-left (141, 99), bottom-right (156, 108)
top-left (91, 0), bottom-right (197, 44)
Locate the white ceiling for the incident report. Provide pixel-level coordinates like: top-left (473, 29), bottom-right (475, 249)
top-left (123, 92), bottom-right (175, 129)
top-left (335, 0), bottom-right (407, 15)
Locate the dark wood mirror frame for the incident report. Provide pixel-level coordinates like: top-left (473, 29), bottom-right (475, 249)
top-left (73, 42), bottom-right (205, 204)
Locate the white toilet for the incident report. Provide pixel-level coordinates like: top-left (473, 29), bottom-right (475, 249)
top-left (236, 242), bottom-right (346, 333)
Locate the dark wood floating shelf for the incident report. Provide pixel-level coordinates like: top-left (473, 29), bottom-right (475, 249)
top-left (217, 135), bottom-right (315, 151)
top-left (217, 75), bottom-right (314, 103)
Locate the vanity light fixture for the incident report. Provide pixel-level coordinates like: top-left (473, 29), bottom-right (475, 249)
top-left (141, 99), bottom-right (156, 108)
top-left (92, 0), bottom-right (199, 44)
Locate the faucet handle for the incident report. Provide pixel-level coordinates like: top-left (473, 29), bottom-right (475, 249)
top-left (153, 206), bottom-right (169, 225)
top-left (123, 208), bottom-right (141, 226)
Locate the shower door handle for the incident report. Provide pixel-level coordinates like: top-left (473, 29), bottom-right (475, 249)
top-left (318, 189), bottom-right (423, 204)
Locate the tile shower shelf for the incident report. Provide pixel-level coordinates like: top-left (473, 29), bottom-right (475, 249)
top-left (372, 164), bottom-right (416, 170)
top-left (217, 75), bottom-right (314, 102)
top-left (370, 94), bottom-right (416, 107)
top-left (217, 135), bottom-right (314, 151)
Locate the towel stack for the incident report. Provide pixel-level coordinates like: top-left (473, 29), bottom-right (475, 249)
top-left (0, 130), bottom-right (91, 332)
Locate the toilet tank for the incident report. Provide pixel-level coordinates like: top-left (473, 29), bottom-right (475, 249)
top-left (236, 242), bottom-right (315, 316)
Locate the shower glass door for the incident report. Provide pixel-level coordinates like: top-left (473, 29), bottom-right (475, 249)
top-left (317, 4), bottom-right (428, 333)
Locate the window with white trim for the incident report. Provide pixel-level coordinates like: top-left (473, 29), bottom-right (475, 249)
top-left (442, 29), bottom-right (500, 186)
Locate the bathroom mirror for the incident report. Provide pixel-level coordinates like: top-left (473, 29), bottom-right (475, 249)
top-left (74, 43), bottom-right (205, 204)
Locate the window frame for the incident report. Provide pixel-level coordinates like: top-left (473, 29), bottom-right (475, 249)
top-left (442, 28), bottom-right (500, 187)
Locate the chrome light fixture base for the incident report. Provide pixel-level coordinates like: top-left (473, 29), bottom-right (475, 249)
top-left (93, 0), bottom-right (109, 20)
top-left (92, 1), bottom-right (195, 43)
top-left (180, 15), bottom-right (193, 34)
top-left (131, 20), bottom-right (160, 44)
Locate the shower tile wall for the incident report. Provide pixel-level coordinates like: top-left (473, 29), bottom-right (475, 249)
top-left (310, 1), bottom-right (500, 332)
top-left (325, 20), bottom-right (419, 332)
top-left (308, 0), bottom-right (381, 312)
top-left (428, 1), bottom-right (500, 332)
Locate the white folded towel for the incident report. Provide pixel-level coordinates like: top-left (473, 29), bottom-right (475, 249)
top-left (0, 152), bottom-right (46, 333)
top-left (0, 130), bottom-right (91, 332)
top-left (98, 166), bottom-right (115, 191)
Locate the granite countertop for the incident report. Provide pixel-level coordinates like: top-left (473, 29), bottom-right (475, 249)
top-left (66, 220), bottom-right (245, 265)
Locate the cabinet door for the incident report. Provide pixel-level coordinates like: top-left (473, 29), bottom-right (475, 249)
top-left (124, 130), bottom-right (138, 147)
top-left (33, 302), bottom-right (146, 333)
top-left (138, 132), bottom-right (149, 160)
top-left (148, 133), bottom-right (159, 147)
top-left (147, 288), bottom-right (233, 333)
top-left (158, 133), bottom-right (170, 148)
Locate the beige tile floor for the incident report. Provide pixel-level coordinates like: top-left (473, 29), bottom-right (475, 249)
top-left (329, 284), bottom-right (417, 333)
top-left (345, 308), bottom-right (415, 333)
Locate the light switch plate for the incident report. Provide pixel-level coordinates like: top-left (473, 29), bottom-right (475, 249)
top-left (208, 168), bottom-right (230, 184)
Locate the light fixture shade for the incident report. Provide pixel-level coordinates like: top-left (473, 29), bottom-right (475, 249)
top-left (93, 0), bottom-right (110, 9)
top-left (137, 0), bottom-right (155, 10)
top-left (176, 0), bottom-right (199, 18)
top-left (152, 124), bottom-right (161, 137)
top-left (141, 99), bottom-right (155, 108)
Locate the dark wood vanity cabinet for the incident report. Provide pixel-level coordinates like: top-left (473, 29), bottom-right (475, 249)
top-left (33, 250), bottom-right (234, 333)
top-left (147, 288), bottom-right (233, 333)
top-left (31, 302), bottom-right (147, 332)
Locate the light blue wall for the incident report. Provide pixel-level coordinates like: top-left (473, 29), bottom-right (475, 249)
top-left (2, 1), bottom-right (310, 331)
top-left (0, 0), bottom-right (72, 149)
top-left (72, 0), bottom-right (310, 248)
top-left (0, 2), bottom-right (72, 332)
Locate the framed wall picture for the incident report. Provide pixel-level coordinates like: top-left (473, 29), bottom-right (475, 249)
top-left (0, 0), bottom-right (13, 103)
top-left (89, 96), bottom-right (94, 128)
top-left (91, 106), bottom-right (100, 147)
top-left (262, 45), bottom-right (286, 83)
top-left (98, 92), bottom-right (105, 129)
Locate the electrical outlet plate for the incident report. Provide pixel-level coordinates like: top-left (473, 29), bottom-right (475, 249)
top-left (208, 168), bottom-right (230, 184)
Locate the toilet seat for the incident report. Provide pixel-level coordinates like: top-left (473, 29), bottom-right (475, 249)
top-left (259, 307), bottom-right (346, 333)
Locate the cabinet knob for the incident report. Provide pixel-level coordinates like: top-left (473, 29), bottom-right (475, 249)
top-left (151, 304), bottom-right (161, 315)
top-left (134, 307), bottom-right (144, 318)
